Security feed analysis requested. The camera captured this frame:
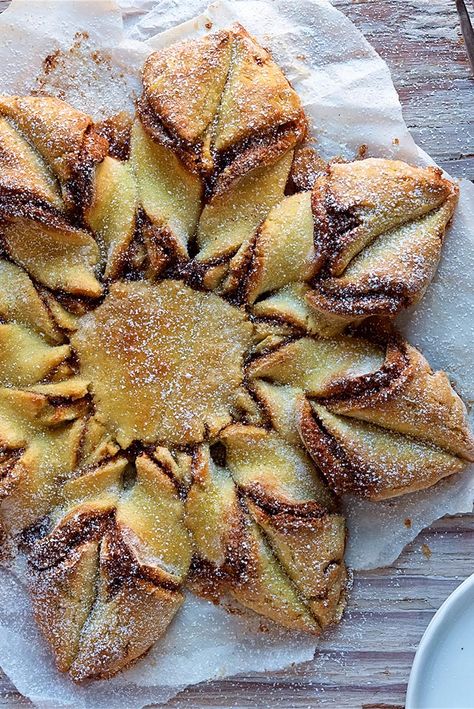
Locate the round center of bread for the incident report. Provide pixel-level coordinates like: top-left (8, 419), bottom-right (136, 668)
top-left (71, 280), bottom-right (253, 447)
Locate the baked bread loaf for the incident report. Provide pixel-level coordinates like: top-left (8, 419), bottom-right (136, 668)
top-left (0, 23), bottom-right (471, 682)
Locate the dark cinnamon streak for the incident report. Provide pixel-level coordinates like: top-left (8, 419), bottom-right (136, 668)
top-left (308, 269), bottom-right (424, 319)
top-left (137, 94), bottom-right (306, 203)
top-left (243, 482), bottom-right (330, 521)
top-left (65, 126), bottom-right (108, 215)
top-left (298, 399), bottom-right (378, 497)
top-left (29, 507), bottom-right (181, 598)
top-left (101, 526), bottom-right (181, 595)
top-left (316, 335), bottom-right (411, 404)
top-left (30, 508), bottom-right (114, 570)
top-left (0, 188), bottom-right (69, 225)
top-left (211, 116), bottom-right (306, 198)
top-left (137, 96), bottom-right (205, 176)
top-left (311, 178), bottom-right (363, 274)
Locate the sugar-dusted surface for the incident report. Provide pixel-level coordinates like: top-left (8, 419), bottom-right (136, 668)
top-left (72, 281), bottom-right (253, 446)
top-left (1, 515), bottom-right (472, 708)
top-left (162, 514), bottom-right (474, 709)
top-left (0, 0), bottom-right (472, 707)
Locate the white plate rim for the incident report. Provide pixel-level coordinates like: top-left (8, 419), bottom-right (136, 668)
top-left (406, 572), bottom-right (474, 709)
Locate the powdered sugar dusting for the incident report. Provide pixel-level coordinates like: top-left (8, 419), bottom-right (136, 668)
top-left (72, 280), bottom-right (253, 447)
top-left (0, 0), bottom-right (472, 706)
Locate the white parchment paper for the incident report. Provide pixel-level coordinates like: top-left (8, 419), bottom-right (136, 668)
top-left (0, 0), bottom-right (472, 705)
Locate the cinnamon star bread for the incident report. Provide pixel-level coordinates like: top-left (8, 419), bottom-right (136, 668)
top-left (0, 23), bottom-right (472, 682)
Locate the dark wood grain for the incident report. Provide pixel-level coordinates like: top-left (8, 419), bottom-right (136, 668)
top-left (337, 0), bottom-right (474, 180)
top-left (0, 1), bottom-right (472, 707)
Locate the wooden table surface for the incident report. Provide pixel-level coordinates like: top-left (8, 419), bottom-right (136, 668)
top-left (0, 0), bottom-right (472, 707)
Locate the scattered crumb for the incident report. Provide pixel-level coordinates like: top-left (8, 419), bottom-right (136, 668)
top-left (33, 29), bottom-right (134, 118)
top-left (422, 543), bottom-right (432, 560)
top-left (42, 50), bottom-right (61, 75)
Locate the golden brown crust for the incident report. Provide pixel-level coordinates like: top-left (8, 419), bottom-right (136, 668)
top-left (315, 331), bottom-right (410, 402)
top-left (28, 454), bottom-right (191, 680)
top-left (247, 500), bottom-right (347, 628)
top-left (0, 96), bottom-right (110, 295)
top-left (196, 148), bottom-right (293, 263)
top-left (84, 156), bottom-right (138, 280)
top-left (247, 332), bottom-right (387, 396)
top-left (308, 180), bottom-right (458, 333)
top-left (247, 326), bottom-right (472, 500)
top-left (186, 439), bottom-right (347, 631)
top-left (213, 25), bottom-right (306, 154)
top-left (140, 24), bottom-right (306, 179)
top-left (230, 191), bottom-right (317, 303)
top-left (313, 159), bottom-right (455, 275)
top-left (141, 30), bottom-right (232, 147)
top-left (212, 119), bottom-right (305, 198)
top-left (1, 210), bottom-right (102, 298)
top-left (297, 398), bottom-right (466, 500)
top-left (129, 117), bottom-right (203, 261)
top-left (324, 344), bottom-right (474, 461)
top-left (0, 115), bottom-right (62, 210)
top-left (0, 95), bottom-right (108, 212)
top-left (139, 25), bottom-right (306, 266)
